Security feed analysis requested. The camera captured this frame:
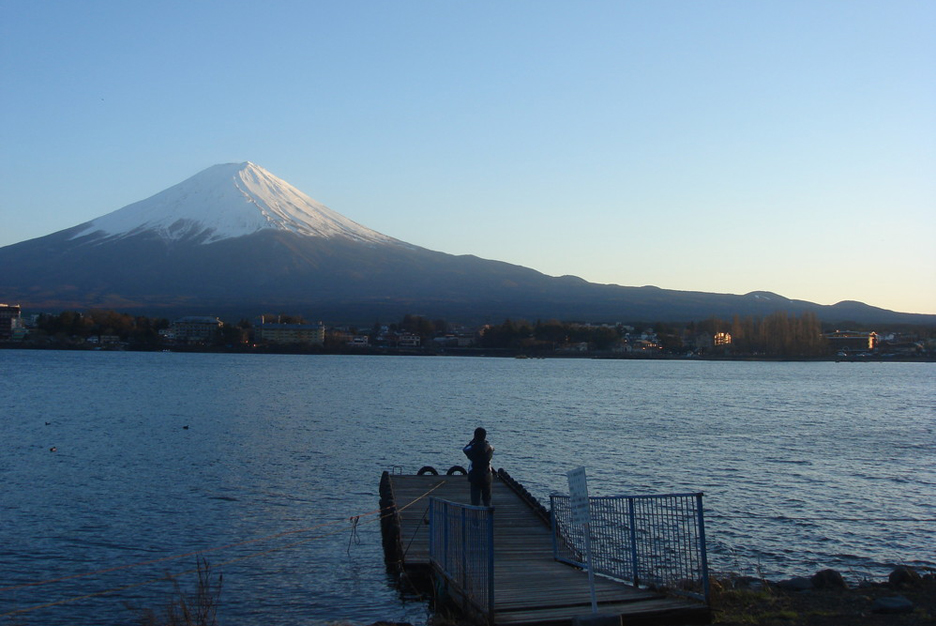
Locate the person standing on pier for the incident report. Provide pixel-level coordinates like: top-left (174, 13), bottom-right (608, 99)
top-left (463, 427), bottom-right (494, 507)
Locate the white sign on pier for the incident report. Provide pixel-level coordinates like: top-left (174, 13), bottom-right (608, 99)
top-left (567, 466), bottom-right (591, 527)
top-left (566, 466), bottom-right (598, 614)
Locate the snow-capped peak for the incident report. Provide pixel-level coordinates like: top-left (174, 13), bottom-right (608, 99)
top-left (72, 162), bottom-right (397, 245)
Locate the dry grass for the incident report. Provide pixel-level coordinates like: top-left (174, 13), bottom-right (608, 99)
top-left (131, 558), bottom-right (222, 626)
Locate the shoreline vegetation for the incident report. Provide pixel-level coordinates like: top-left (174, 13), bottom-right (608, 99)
top-left (3, 308), bottom-right (935, 360)
top-left (135, 564), bottom-right (935, 626)
top-left (0, 305), bottom-right (936, 360)
top-left (0, 341), bottom-right (936, 363)
top-left (3, 342), bottom-right (934, 363)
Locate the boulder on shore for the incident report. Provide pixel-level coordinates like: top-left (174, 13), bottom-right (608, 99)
top-left (889, 566), bottom-right (921, 587)
top-left (811, 569), bottom-right (848, 590)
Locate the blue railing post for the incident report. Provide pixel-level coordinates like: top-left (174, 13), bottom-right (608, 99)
top-left (429, 498), bottom-right (435, 561)
top-left (550, 499), bottom-right (559, 561)
top-left (442, 500), bottom-right (450, 572)
top-left (487, 507), bottom-right (495, 622)
top-left (460, 506), bottom-right (467, 590)
top-left (628, 497), bottom-right (639, 587)
top-left (695, 492), bottom-right (710, 603)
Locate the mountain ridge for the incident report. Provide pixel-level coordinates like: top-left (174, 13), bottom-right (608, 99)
top-left (1, 163), bottom-right (932, 326)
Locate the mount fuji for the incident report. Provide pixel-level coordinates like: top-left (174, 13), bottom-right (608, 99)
top-left (0, 162), bottom-right (930, 325)
top-left (69, 162), bottom-right (399, 246)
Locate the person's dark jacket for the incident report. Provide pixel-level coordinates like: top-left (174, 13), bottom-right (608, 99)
top-left (463, 438), bottom-right (494, 484)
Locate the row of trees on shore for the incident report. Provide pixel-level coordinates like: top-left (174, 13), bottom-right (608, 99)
top-left (474, 311), bottom-right (933, 357)
top-left (30, 309), bottom-right (172, 345)
top-left (477, 311), bottom-right (831, 356)
top-left (12, 308), bottom-right (934, 358)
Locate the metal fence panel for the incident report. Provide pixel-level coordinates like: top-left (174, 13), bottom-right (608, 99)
top-left (551, 492), bottom-right (710, 602)
top-left (429, 498), bottom-right (495, 621)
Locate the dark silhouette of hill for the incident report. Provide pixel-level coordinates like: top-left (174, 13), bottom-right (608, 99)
top-left (1, 162), bottom-right (931, 326)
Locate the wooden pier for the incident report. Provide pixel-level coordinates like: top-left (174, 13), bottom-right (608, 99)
top-left (380, 470), bottom-right (710, 626)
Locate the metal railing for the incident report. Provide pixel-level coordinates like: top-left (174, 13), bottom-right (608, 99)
top-left (428, 497), bottom-right (495, 622)
top-left (551, 492), bottom-right (710, 602)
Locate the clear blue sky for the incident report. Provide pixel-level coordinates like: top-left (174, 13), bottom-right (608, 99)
top-left (2, 1), bottom-right (934, 314)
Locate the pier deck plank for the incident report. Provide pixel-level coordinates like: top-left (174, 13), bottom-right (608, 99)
top-left (385, 474), bottom-right (709, 626)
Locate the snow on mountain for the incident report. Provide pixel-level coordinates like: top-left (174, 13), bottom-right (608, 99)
top-left (71, 162), bottom-right (397, 245)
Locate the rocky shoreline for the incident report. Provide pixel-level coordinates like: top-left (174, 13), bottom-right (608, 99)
top-left (712, 565), bottom-right (935, 625)
top-left (354, 566), bottom-right (935, 626)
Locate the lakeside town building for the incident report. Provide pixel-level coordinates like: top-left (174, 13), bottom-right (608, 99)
top-left (257, 322), bottom-right (325, 345)
top-left (823, 330), bottom-right (877, 353)
top-left (166, 316), bottom-right (224, 344)
top-left (0, 304), bottom-right (24, 341)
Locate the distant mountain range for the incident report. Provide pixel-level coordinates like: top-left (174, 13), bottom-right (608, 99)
top-left (1, 162), bottom-right (932, 327)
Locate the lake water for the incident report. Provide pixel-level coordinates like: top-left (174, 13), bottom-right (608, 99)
top-left (1, 351), bottom-right (934, 625)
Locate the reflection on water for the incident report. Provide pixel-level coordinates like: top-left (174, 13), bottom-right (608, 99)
top-left (1, 351), bottom-right (933, 625)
